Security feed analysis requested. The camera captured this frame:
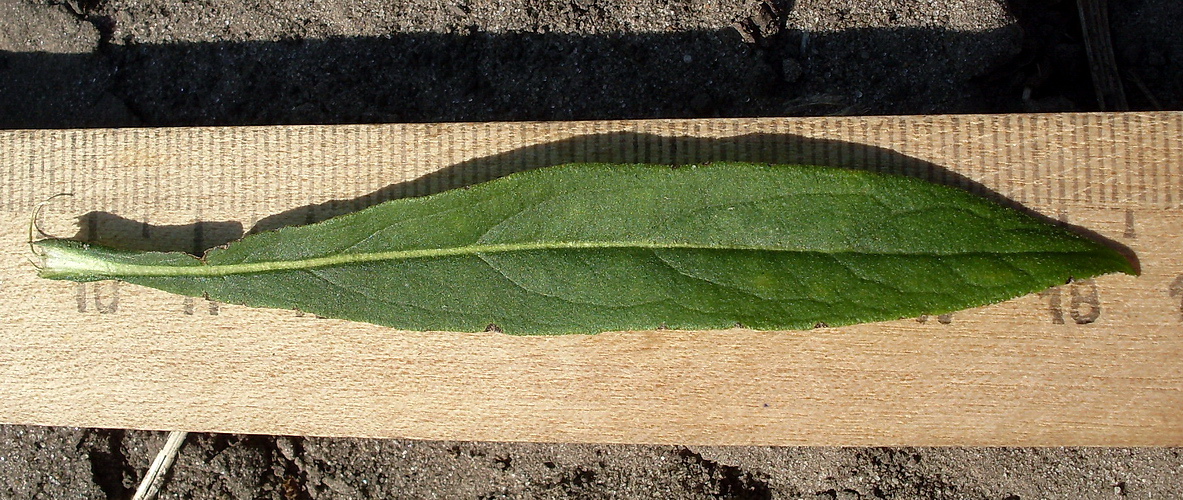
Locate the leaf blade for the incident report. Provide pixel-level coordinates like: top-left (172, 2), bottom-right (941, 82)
top-left (35, 163), bottom-right (1135, 334)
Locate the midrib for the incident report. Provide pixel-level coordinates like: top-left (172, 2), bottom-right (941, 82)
top-left (40, 239), bottom-right (1100, 279)
top-left (43, 240), bottom-right (791, 277)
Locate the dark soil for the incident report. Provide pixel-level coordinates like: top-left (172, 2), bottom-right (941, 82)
top-left (1, 0), bottom-right (1180, 498)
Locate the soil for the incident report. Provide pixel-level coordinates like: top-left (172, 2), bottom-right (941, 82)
top-left (1, 0), bottom-right (1181, 498)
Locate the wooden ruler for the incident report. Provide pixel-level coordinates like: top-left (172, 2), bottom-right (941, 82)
top-left (1, 113), bottom-right (1180, 446)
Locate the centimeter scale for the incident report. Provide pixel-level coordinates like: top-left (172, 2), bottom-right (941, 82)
top-left (0, 112), bottom-right (1180, 445)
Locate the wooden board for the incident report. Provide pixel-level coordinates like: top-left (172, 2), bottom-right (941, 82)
top-left (1, 113), bottom-right (1181, 446)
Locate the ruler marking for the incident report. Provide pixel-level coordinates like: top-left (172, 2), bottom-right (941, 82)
top-left (579, 122), bottom-right (591, 163)
top-left (446, 124), bottom-right (456, 194)
top-left (865, 118), bottom-right (875, 171)
top-left (253, 128), bottom-right (263, 209)
top-left (784, 120), bottom-right (801, 166)
top-left (38, 131), bottom-right (47, 213)
top-left (1034, 114), bottom-right (1045, 199)
top-left (414, 123), bottom-right (425, 197)
top-left (622, 123), bottom-right (635, 163)
top-left (1155, 115), bottom-right (1163, 206)
top-left (890, 119), bottom-right (902, 175)
top-left (1032, 114), bottom-right (1042, 200)
top-left (9, 133), bottom-right (18, 211)
top-left (927, 118), bottom-right (936, 184)
top-left (933, 116), bottom-right (944, 184)
top-left (1021, 114), bottom-right (1031, 202)
top-left (636, 123), bottom-right (648, 163)
top-left (600, 122), bottom-right (612, 163)
top-left (365, 127), bottom-right (376, 209)
top-left (561, 122), bottom-right (576, 166)
top-left (847, 118), bottom-right (860, 170)
top-left (722, 121), bottom-right (735, 162)
top-left (1139, 115), bottom-right (1150, 204)
top-left (1041, 114), bottom-right (1050, 204)
top-left (1107, 112), bottom-right (1117, 203)
top-left (733, 120), bottom-right (744, 161)
top-left (839, 117), bottom-right (849, 171)
top-left (1170, 113), bottom-right (1181, 208)
top-left (2, 133), bottom-right (9, 211)
top-left (1077, 115), bottom-right (1087, 205)
top-left (663, 122), bottom-right (674, 164)
top-left (13, 131), bottom-right (22, 211)
top-left (810, 118), bottom-right (821, 167)
top-left (1029, 116), bottom-right (1040, 205)
top-left (401, 124), bottom-right (413, 200)
top-left (600, 120), bottom-right (612, 162)
top-left (705, 121), bottom-right (714, 160)
top-left (720, 120), bottom-right (731, 159)
top-left (1069, 117), bottom-right (1080, 205)
top-left (913, 117), bottom-right (922, 178)
top-left (703, 120), bottom-right (714, 161)
top-left (865, 118), bottom-right (875, 172)
top-left (1087, 114), bottom-right (1096, 204)
top-left (1097, 113), bottom-right (1108, 203)
top-left (203, 129), bottom-right (213, 224)
top-left (1110, 116), bottom-right (1120, 204)
top-left (613, 120), bottom-right (623, 161)
top-left (852, 119), bottom-right (864, 171)
top-left (1168, 114), bottom-right (1178, 206)
top-left (584, 121), bottom-right (597, 163)
top-left (989, 116), bottom-right (1002, 199)
top-left (209, 128), bottom-right (218, 213)
top-left (467, 122), bottom-right (476, 182)
top-left (740, 120), bottom-right (753, 162)
top-left (1161, 114), bottom-right (1169, 206)
top-left (456, 121), bottom-right (468, 188)
top-left (1125, 115), bottom-right (1136, 204)
top-left (1157, 116), bottom-right (1166, 206)
top-left (958, 115), bottom-right (969, 187)
top-left (1169, 114), bottom-right (1176, 207)
top-left (27, 131), bottom-right (37, 212)
top-left (856, 119), bottom-right (875, 172)
top-left (1016, 115), bottom-right (1028, 203)
top-left (232, 128), bottom-right (241, 214)
top-left (1151, 117), bottom-right (1162, 205)
top-left (889, 117), bottom-right (899, 178)
top-left (689, 121), bottom-right (700, 162)
top-left (771, 119), bottom-right (783, 164)
top-left (760, 120), bottom-right (774, 164)
top-left (652, 121), bottom-right (663, 163)
top-left (818, 118), bottom-right (831, 168)
top-left (579, 122), bottom-right (592, 163)
top-left (425, 124), bottom-right (438, 195)
top-left (48, 132), bottom-right (57, 209)
top-left (1008, 114), bottom-right (1018, 201)
top-left (856, 119), bottom-right (865, 172)
top-left (1048, 117), bottom-right (1060, 205)
top-left (1145, 113), bottom-right (1154, 205)
top-left (466, 123), bottom-right (478, 184)
top-left (967, 116), bottom-right (981, 194)
top-left (1079, 115), bottom-right (1089, 204)
top-left (1014, 114), bottom-right (1025, 202)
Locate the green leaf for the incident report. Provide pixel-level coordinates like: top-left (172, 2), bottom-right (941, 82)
top-left (34, 163), bottom-right (1135, 334)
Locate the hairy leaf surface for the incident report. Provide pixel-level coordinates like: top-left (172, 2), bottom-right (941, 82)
top-left (35, 163), bottom-right (1135, 334)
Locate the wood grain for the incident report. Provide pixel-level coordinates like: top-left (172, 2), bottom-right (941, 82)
top-left (1, 113), bottom-right (1180, 445)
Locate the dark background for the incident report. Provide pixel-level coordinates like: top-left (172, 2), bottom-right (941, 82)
top-left (2, 0), bottom-right (1181, 498)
